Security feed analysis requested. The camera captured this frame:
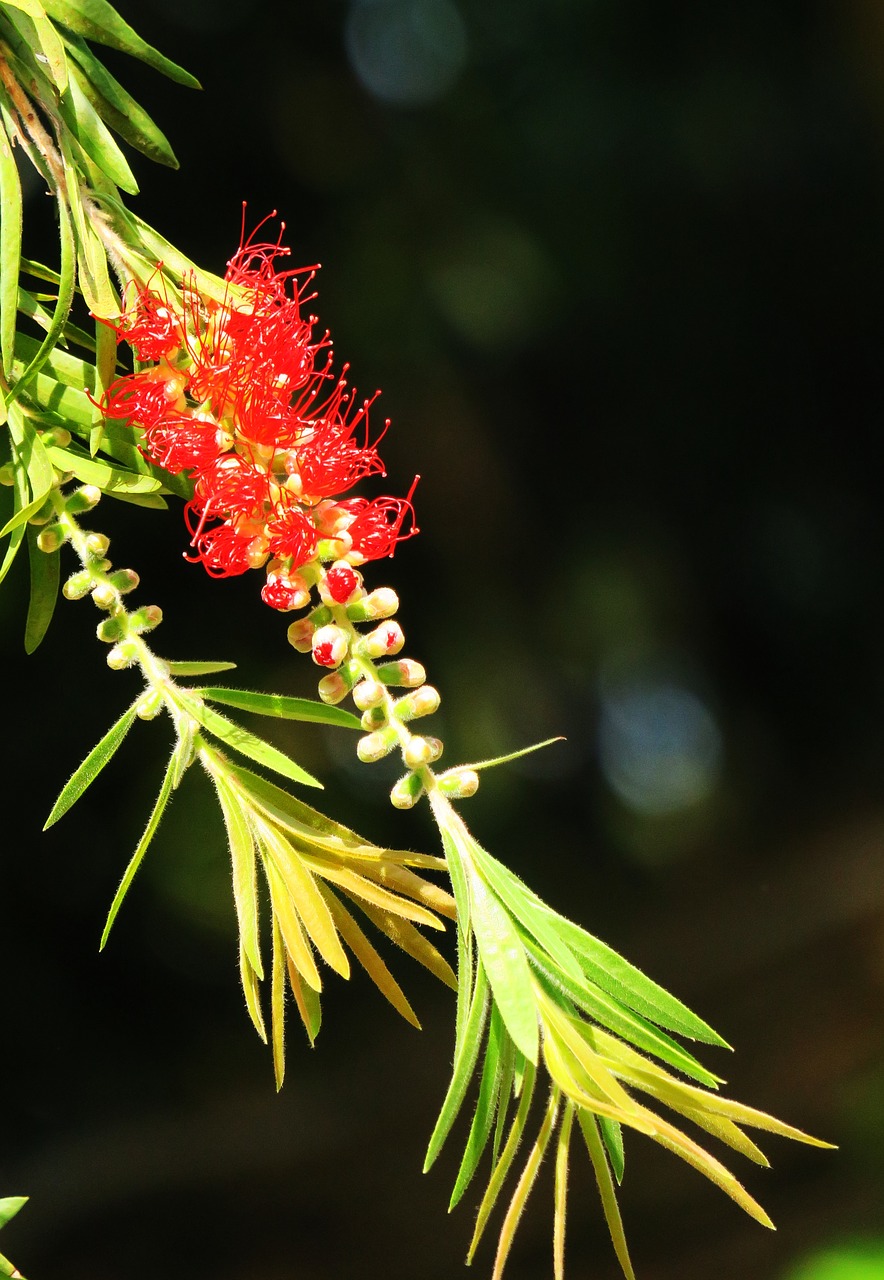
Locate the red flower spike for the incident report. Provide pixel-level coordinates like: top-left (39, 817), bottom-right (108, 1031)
top-left (110, 278), bottom-right (182, 361)
top-left (262, 571), bottom-right (311, 611)
top-left (185, 517), bottom-right (268, 578)
top-left (142, 414), bottom-right (224, 475)
top-left (103, 367), bottom-right (187, 431)
top-left (340, 478), bottom-right (419, 564)
top-left (191, 453), bottom-right (270, 522)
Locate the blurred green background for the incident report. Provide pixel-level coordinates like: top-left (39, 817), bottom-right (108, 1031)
top-left (2, 0), bottom-right (884, 1276)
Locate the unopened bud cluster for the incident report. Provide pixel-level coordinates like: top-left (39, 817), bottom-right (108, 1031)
top-left (286, 562), bottom-right (476, 808)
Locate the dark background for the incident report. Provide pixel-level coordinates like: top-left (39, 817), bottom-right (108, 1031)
top-left (2, 1), bottom-right (884, 1277)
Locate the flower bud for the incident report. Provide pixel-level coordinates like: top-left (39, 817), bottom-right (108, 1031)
top-left (309, 604), bottom-right (333, 628)
top-left (65, 485), bottom-right (101, 515)
top-left (36, 523), bottom-right (65, 553)
top-left (403, 735), bottom-right (443, 769)
top-left (287, 617), bottom-right (315, 653)
top-left (0, 462), bottom-right (16, 486)
top-left (393, 686), bottom-right (440, 722)
top-left (319, 561), bottom-right (363, 606)
top-left (438, 768), bottom-right (480, 799)
top-left (90, 582), bottom-right (117, 610)
top-left (106, 640), bottom-right (139, 669)
top-left (135, 689), bottom-right (165, 720)
top-left (357, 726), bottom-right (399, 763)
top-left (390, 773), bottom-right (424, 809)
top-left (131, 605), bottom-right (162, 634)
top-left (356, 621), bottom-right (404, 659)
top-left (27, 499), bottom-right (54, 526)
top-left (318, 668), bottom-right (355, 704)
top-left (352, 679), bottom-right (385, 711)
top-left (312, 624), bottom-right (349, 668)
top-left (360, 704), bottom-right (388, 732)
top-left (85, 532), bottom-right (110, 559)
top-left (109, 568), bottom-right (140, 595)
top-left (63, 570), bottom-right (94, 600)
top-left (376, 659), bottom-right (426, 688)
top-left (96, 615), bottom-right (125, 643)
top-left (39, 426), bottom-right (71, 449)
top-left (346, 588), bottom-right (399, 623)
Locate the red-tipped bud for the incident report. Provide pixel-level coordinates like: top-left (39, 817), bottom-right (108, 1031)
top-left (320, 560), bottom-right (363, 606)
top-left (262, 569), bottom-right (311, 611)
top-left (356, 621), bottom-right (404, 659)
top-left (311, 624), bottom-right (349, 668)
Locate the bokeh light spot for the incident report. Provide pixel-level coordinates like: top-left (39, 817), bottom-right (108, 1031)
top-left (345, 0), bottom-right (468, 106)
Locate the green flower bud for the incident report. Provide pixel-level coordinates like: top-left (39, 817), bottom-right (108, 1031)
top-left (376, 659), bottom-right (426, 688)
top-left (65, 485), bottom-right (101, 515)
top-left (36, 523), bottom-right (65, 553)
top-left (438, 768), bottom-right (480, 799)
top-left (357, 726), bottom-right (399, 763)
top-left (390, 772), bottom-right (424, 809)
top-left (96, 615), bottom-right (126, 643)
top-left (63, 570), bottom-right (94, 600)
top-left (27, 500), bottom-right (55, 526)
top-left (352, 679), bottom-right (385, 711)
top-left (318, 668), bottom-right (354, 704)
top-left (287, 617), bottom-right (315, 653)
top-left (130, 605), bottom-right (162, 634)
top-left (85, 532), bottom-right (110, 559)
top-left (90, 582), bottom-right (117, 610)
top-left (360, 704), bottom-right (388, 731)
top-left (346, 587), bottom-right (399, 623)
top-left (135, 689), bottom-right (165, 720)
top-left (106, 640), bottom-right (139, 669)
top-left (403, 736), bottom-right (443, 769)
top-left (0, 461), bottom-right (16, 486)
top-left (393, 686), bottom-right (440, 722)
top-left (39, 426), bottom-right (71, 448)
top-left (109, 569), bottom-right (140, 595)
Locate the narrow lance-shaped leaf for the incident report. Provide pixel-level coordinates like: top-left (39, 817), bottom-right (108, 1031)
top-left (211, 768), bottom-right (262, 978)
top-left (424, 960), bottom-right (490, 1172)
top-left (0, 1195), bottom-right (27, 1229)
top-left (41, 0), bottom-right (202, 88)
top-left (24, 523), bottom-right (59, 653)
top-left (449, 1001), bottom-right (508, 1209)
top-left (491, 1087), bottom-right (560, 1280)
top-left (167, 660), bottom-right (237, 677)
top-left (270, 917), bottom-right (287, 1090)
top-left (61, 56), bottom-right (139, 193)
top-left (44, 444), bottom-right (164, 494)
top-left (1, 0), bottom-right (68, 91)
top-left (198, 686), bottom-right (360, 730)
top-left (0, 448), bottom-right (29, 587)
top-left (61, 30), bottom-right (179, 168)
top-left (319, 884), bottom-right (421, 1028)
top-left (45, 700), bottom-right (139, 828)
top-left (466, 1057), bottom-right (537, 1265)
top-left (553, 1100), bottom-right (575, 1280)
top-left (577, 1109), bottom-right (636, 1280)
top-left (470, 871), bottom-right (539, 1065)
top-left (287, 954), bottom-right (321, 1045)
top-left (0, 111), bottom-right (22, 378)
top-left (176, 693), bottom-right (322, 789)
top-left (100, 741), bottom-right (181, 949)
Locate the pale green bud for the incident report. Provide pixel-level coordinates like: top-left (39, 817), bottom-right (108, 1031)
top-left (65, 485), bottom-right (101, 514)
top-left (377, 659), bottom-right (426, 688)
top-left (90, 582), bottom-right (117, 610)
top-left (393, 686), bottom-right (440, 722)
top-left (96, 615), bottom-right (126, 643)
top-left (36, 524), bottom-right (65, 553)
top-left (131, 605), bottom-right (162, 634)
top-left (346, 588), bottom-right (399, 623)
top-left (109, 569), bottom-right (140, 595)
top-left (360, 704), bottom-right (388, 731)
top-left (135, 689), bottom-right (165, 720)
top-left (357, 726), bottom-right (399, 763)
top-left (106, 640), bottom-right (139, 669)
top-left (85, 532), bottom-right (110, 559)
top-left (352, 679), bottom-right (385, 711)
top-left (63, 570), bottom-right (93, 600)
top-left (438, 769), bottom-right (480, 799)
top-left (403, 735), bottom-right (443, 769)
top-left (390, 773), bottom-right (424, 809)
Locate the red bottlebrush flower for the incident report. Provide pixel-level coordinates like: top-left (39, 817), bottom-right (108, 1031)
top-left (142, 414), bottom-right (224, 475)
top-left (191, 453), bottom-right (270, 521)
top-left (340, 481), bottom-right (419, 563)
top-left (113, 284), bottom-right (182, 361)
top-left (265, 504), bottom-right (319, 569)
top-left (261, 570), bottom-right (310, 611)
top-left (103, 366), bottom-right (187, 431)
top-left (294, 379), bottom-right (387, 502)
top-left (185, 515), bottom-right (267, 578)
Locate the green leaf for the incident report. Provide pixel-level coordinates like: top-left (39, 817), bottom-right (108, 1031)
top-left (287, 953), bottom-right (321, 1045)
top-left (5, 190), bottom-right (76, 404)
top-left (61, 56), bottom-right (139, 193)
top-left (424, 961), bottom-right (489, 1172)
top-left (239, 942), bottom-right (266, 1042)
top-left (470, 872), bottom-right (539, 1065)
top-left (2, 0), bottom-right (68, 91)
top-left (0, 448), bottom-right (28, 587)
top-left (212, 770), bottom-right (262, 979)
top-left (578, 1110), bottom-right (636, 1280)
top-left (99, 741), bottom-right (180, 948)
top-left (553, 1099), bottom-right (574, 1280)
top-left (24, 524), bottom-right (59, 652)
top-left (0, 1196), bottom-right (27, 1230)
top-left (258, 820), bottom-right (349, 979)
top-left (176, 693), bottom-right (322, 789)
top-left (0, 113), bottom-right (23, 379)
top-left (457, 736), bottom-right (565, 773)
top-left (270, 917), bottom-right (286, 1090)
top-left (599, 1117), bottom-right (625, 1184)
top-left (465, 1059), bottom-right (537, 1265)
top-left (61, 31), bottom-right (179, 167)
top-left (198, 686), bottom-right (360, 731)
top-left (321, 886), bottom-right (421, 1028)
top-left (167, 660), bottom-right (237, 677)
top-left (45, 443), bottom-right (164, 494)
top-left (45, 700), bottom-right (138, 828)
top-left (543, 911), bottom-right (729, 1047)
top-left (5, 410), bottom-right (55, 524)
top-left (449, 1003), bottom-right (507, 1209)
top-left (40, 0), bottom-right (201, 88)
